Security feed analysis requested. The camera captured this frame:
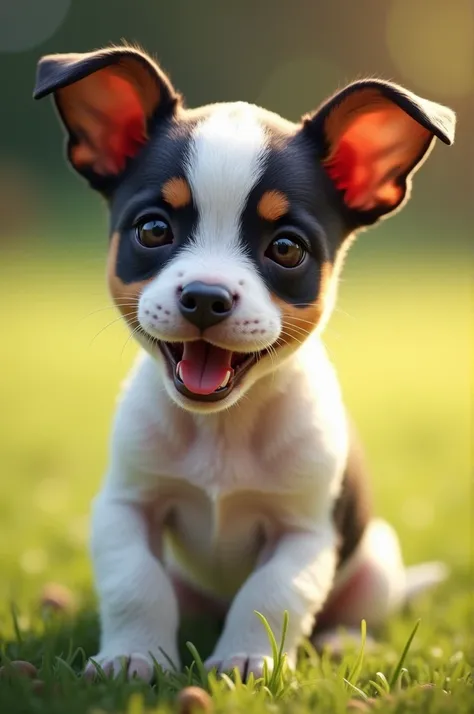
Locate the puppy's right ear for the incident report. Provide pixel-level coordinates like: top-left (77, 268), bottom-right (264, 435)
top-left (34, 46), bottom-right (180, 190)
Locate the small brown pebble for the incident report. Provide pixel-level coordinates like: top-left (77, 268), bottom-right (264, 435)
top-left (31, 680), bottom-right (61, 696)
top-left (0, 660), bottom-right (38, 679)
top-left (177, 686), bottom-right (213, 714)
top-left (347, 700), bottom-right (371, 712)
top-left (40, 583), bottom-right (75, 612)
top-left (31, 679), bottom-right (46, 694)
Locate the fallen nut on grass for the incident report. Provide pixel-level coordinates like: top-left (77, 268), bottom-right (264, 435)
top-left (0, 660), bottom-right (38, 679)
top-left (177, 686), bottom-right (213, 714)
top-left (40, 582), bottom-right (75, 612)
top-left (347, 700), bottom-right (371, 712)
top-left (31, 679), bottom-right (46, 694)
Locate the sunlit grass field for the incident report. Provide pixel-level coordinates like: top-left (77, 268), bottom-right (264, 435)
top-left (0, 241), bottom-right (471, 713)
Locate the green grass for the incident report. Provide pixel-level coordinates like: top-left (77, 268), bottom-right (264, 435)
top-left (0, 244), bottom-right (471, 713)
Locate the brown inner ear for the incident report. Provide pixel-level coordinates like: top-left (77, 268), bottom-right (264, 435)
top-left (57, 58), bottom-right (161, 176)
top-left (323, 89), bottom-right (432, 212)
top-left (324, 89), bottom-right (387, 148)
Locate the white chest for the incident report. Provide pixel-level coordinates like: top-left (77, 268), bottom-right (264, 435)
top-left (105, 348), bottom-right (348, 592)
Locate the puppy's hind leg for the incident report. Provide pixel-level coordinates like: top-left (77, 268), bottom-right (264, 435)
top-left (313, 518), bottom-right (447, 653)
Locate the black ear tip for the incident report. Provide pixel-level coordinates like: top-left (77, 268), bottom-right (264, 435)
top-left (32, 56), bottom-right (58, 100)
top-left (33, 83), bottom-right (47, 100)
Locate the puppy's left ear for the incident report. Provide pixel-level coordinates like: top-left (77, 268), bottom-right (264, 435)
top-left (303, 80), bottom-right (455, 225)
top-left (33, 46), bottom-right (180, 190)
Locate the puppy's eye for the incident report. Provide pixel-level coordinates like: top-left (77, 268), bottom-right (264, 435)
top-left (136, 218), bottom-right (173, 248)
top-left (266, 236), bottom-right (306, 268)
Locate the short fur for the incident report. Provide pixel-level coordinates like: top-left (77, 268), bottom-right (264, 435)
top-left (34, 45), bottom-right (455, 681)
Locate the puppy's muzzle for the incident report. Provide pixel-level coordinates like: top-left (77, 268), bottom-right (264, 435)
top-left (178, 281), bottom-right (235, 331)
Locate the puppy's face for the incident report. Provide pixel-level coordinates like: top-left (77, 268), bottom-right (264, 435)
top-left (107, 104), bottom-right (345, 411)
top-left (34, 47), bottom-right (455, 412)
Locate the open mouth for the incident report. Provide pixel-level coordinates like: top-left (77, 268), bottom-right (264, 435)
top-left (158, 340), bottom-right (264, 402)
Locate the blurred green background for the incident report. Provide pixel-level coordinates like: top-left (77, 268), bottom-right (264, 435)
top-left (0, 0), bottom-right (471, 620)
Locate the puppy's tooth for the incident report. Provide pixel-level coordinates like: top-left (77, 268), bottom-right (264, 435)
top-left (176, 362), bottom-right (183, 381)
top-left (219, 370), bottom-right (232, 388)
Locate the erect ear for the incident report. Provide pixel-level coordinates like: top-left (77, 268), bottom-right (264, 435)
top-left (33, 46), bottom-right (180, 190)
top-left (303, 79), bottom-right (455, 225)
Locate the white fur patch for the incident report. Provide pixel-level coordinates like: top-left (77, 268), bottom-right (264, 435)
top-left (184, 103), bottom-right (269, 257)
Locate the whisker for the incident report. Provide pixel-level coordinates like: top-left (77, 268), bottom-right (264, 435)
top-left (263, 344), bottom-right (277, 384)
top-left (283, 316), bottom-right (320, 327)
top-left (281, 323), bottom-right (312, 339)
top-left (333, 307), bottom-right (356, 320)
top-left (88, 315), bottom-right (129, 347)
top-left (278, 333), bottom-right (308, 351)
top-left (278, 329), bottom-right (307, 348)
top-left (282, 324), bottom-right (312, 338)
top-left (120, 324), bottom-right (143, 360)
top-left (77, 303), bottom-right (140, 323)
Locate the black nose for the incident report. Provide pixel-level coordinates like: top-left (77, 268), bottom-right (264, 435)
top-left (178, 281), bottom-right (235, 331)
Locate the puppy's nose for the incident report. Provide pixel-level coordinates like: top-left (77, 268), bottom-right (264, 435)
top-left (178, 281), bottom-right (235, 330)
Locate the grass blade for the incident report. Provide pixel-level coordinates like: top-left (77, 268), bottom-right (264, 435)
top-left (375, 671), bottom-right (390, 693)
top-left (369, 679), bottom-right (388, 697)
top-left (254, 610), bottom-right (290, 695)
top-left (186, 641), bottom-right (209, 689)
top-left (388, 619), bottom-right (420, 690)
top-left (218, 673), bottom-right (236, 691)
top-left (277, 610), bottom-right (289, 664)
top-left (254, 611), bottom-right (279, 666)
top-left (346, 620), bottom-right (367, 685)
top-left (157, 647), bottom-right (179, 673)
top-left (10, 605), bottom-right (23, 644)
top-left (343, 679), bottom-right (369, 701)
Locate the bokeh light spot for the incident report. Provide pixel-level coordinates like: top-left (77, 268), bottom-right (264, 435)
top-left (0, 0), bottom-right (71, 53)
top-left (387, 0), bottom-right (474, 97)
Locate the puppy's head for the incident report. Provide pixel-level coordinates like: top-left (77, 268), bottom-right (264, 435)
top-left (34, 46), bottom-right (455, 413)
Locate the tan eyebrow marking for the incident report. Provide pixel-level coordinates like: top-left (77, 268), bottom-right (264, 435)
top-left (257, 190), bottom-right (290, 221)
top-left (161, 177), bottom-right (192, 209)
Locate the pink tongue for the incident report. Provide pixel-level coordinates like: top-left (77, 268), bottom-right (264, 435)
top-left (179, 341), bottom-right (233, 395)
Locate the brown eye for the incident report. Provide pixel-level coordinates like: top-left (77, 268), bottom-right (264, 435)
top-left (136, 218), bottom-right (173, 248)
top-left (266, 236), bottom-right (306, 268)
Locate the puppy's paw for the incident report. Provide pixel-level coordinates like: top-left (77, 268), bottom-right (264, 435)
top-left (204, 653), bottom-right (274, 680)
top-left (84, 651), bottom-right (160, 682)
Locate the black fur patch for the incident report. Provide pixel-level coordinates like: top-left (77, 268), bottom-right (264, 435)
top-left (241, 126), bottom-right (350, 306)
top-left (333, 419), bottom-right (372, 568)
top-left (109, 114), bottom-right (200, 285)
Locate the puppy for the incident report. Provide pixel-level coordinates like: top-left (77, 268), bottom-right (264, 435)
top-left (34, 45), bottom-right (455, 681)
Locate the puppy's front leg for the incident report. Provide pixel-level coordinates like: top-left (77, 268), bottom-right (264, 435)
top-left (84, 494), bottom-right (180, 681)
top-left (205, 527), bottom-right (337, 679)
